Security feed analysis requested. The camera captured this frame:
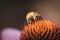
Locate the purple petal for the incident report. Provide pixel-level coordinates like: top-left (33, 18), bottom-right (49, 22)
top-left (1, 28), bottom-right (21, 40)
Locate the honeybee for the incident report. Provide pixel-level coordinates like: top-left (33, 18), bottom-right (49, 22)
top-left (26, 12), bottom-right (43, 23)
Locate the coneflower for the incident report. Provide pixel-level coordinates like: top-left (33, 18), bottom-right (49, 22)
top-left (20, 12), bottom-right (60, 40)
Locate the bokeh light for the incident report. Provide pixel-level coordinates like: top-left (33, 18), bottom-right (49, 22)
top-left (1, 28), bottom-right (21, 40)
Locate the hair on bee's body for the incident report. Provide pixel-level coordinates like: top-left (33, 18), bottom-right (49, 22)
top-left (26, 12), bottom-right (43, 24)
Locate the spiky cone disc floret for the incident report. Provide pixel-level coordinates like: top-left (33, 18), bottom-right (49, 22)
top-left (20, 20), bottom-right (60, 40)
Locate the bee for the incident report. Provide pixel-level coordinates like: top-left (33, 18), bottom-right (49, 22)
top-left (26, 12), bottom-right (43, 23)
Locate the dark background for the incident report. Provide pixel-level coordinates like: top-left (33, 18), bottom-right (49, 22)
top-left (0, 0), bottom-right (60, 30)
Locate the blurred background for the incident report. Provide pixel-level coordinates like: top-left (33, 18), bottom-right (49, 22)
top-left (0, 0), bottom-right (60, 31)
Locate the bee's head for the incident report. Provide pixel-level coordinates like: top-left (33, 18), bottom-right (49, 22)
top-left (26, 12), bottom-right (43, 23)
